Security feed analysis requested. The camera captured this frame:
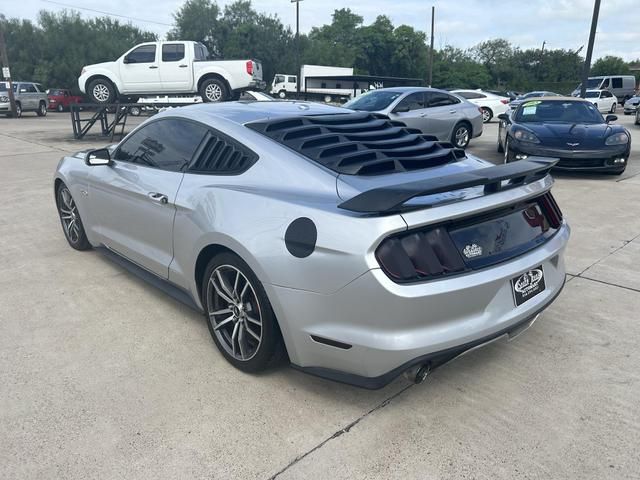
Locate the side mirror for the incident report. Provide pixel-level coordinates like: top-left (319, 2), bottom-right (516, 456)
top-left (497, 113), bottom-right (510, 122)
top-left (605, 114), bottom-right (617, 123)
top-left (393, 104), bottom-right (410, 113)
top-left (86, 148), bottom-right (112, 166)
top-left (123, 55), bottom-right (132, 64)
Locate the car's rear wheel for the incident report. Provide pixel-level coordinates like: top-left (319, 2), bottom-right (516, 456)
top-left (451, 122), bottom-right (471, 149)
top-left (203, 252), bottom-right (284, 372)
top-left (635, 110), bottom-right (640, 125)
top-left (56, 184), bottom-right (91, 251)
top-left (610, 102), bottom-right (617, 113)
top-left (200, 78), bottom-right (228, 103)
top-left (481, 107), bottom-right (492, 123)
top-left (37, 101), bottom-right (47, 117)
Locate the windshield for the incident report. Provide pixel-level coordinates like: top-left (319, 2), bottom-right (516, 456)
top-left (49, 89), bottom-right (65, 95)
top-left (515, 100), bottom-right (604, 124)
top-left (584, 91), bottom-right (599, 98)
top-left (344, 90), bottom-right (403, 111)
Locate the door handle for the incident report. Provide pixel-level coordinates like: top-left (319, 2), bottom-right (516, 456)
top-left (449, 109), bottom-right (457, 114)
top-left (148, 192), bottom-right (168, 204)
top-left (178, 64), bottom-right (188, 68)
top-left (149, 65), bottom-right (159, 69)
top-left (420, 113), bottom-right (427, 117)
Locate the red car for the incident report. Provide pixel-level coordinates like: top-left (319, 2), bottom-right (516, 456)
top-left (47, 89), bottom-right (84, 112)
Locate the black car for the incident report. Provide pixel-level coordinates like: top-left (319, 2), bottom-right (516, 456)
top-left (498, 97), bottom-right (631, 174)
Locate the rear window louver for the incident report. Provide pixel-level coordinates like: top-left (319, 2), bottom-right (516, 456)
top-left (190, 133), bottom-right (257, 174)
top-left (246, 112), bottom-right (463, 175)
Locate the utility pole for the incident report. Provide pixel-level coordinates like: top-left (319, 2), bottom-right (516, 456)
top-left (428, 6), bottom-right (435, 87)
top-left (537, 40), bottom-right (546, 82)
top-left (292, 0), bottom-right (303, 97)
top-left (0, 23), bottom-right (17, 118)
top-left (580, 0), bottom-right (601, 98)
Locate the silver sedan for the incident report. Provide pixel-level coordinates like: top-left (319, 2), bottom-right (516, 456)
top-left (344, 87), bottom-right (483, 148)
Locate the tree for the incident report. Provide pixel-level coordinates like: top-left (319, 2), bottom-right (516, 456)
top-left (591, 55), bottom-right (630, 76)
top-left (168, 0), bottom-right (221, 56)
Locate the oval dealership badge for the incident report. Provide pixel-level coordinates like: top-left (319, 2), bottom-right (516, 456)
top-left (514, 269), bottom-right (543, 294)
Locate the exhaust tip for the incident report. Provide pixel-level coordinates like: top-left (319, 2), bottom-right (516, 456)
top-left (404, 363), bottom-right (431, 384)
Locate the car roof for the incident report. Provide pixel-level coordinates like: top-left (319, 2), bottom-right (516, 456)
top-left (153, 100), bottom-right (353, 126)
top-left (516, 96), bottom-right (590, 103)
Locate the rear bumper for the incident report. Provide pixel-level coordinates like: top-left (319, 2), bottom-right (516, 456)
top-left (235, 80), bottom-right (266, 92)
top-left (511, 140), bottom-right (629, 172)
top-left (268, 221), bottom-right (569, 388)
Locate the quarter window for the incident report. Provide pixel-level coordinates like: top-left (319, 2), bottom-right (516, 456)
top-left (428, 92), bottom-right (460, 107)
top-left (114, 119), bottom-right (207, 172)
top-left (458, 91), bottom-right (483, 99)
top-left (126, 45), bottom-right (156, 64)
top-left (162, 44), bottom-right (185, 62)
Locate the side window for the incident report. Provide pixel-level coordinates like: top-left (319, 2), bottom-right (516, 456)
top-left (126, 45), bottom-right (156, 64)
top-left (458, 91), bottom-right (482, 99)
top-left (612, 77), bottom-right (623, 89)
top-left (114, 119), bottom-right (207, 172)
top-left (162, 44), bottom-right (185, 62)
top-left (395, 92), bottom-right (425, 111)
top-left (274, 75), bottom-right (285, 84)
top-left (34, 84), bottom-right (45, 93)
top-left (287, 76), bottom-right (296, 83)
top-left (23, 84), bottom-right (37, 93)
top-left (189, 131), bottom-right (257, 175)
top-left (601, 78), bottom-right (610, 88)
top-left (428, 92), bottom-right (459, 107)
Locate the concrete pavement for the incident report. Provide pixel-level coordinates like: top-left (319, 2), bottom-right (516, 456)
top-left (1, 111), bottom-right (639, 480)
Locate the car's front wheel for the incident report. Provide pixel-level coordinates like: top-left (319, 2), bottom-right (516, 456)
top-left (13, 102), bottom-right (22, 118)
top-left (451, 122), bottom-right (471, 149)
top-left (504, 137), bottom-right (516, 163)
top-left (203, 252), bottom-right (284, 372)
top-left (88, 78), bottom-right (116, 104)
top-left (37, 101), bottom-right (47, 117)
top-left (56, 104), bottom-right (64, 113)
top-left (56, 184), bottom-right (91, 250)
top-left (610, 102), bottom-right (617, 113)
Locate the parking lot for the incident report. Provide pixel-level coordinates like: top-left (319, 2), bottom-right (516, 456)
top-left (1, 111), bottom-right (639, 479)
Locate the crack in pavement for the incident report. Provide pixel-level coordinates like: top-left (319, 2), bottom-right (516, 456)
top-left (268, 383), bottom-right (415, 479)
top-left (575, 231), bottom-right (640, 278)
top-left (575, 275), bottom-right (640, 294)
top-left (0, 132), bottom-right (70, 153)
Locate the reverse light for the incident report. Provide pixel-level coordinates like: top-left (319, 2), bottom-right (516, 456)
top-left (512, 128), bottom-right (540, 144)
top-left (246, 60), bottom-right (254, 76)
top-left (605, 132), bottom-right (629, 145)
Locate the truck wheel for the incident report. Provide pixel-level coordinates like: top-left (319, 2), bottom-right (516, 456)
top-left (278, 90), bottom-right (286, 99)
top-left (128, 106), bottom-right (141, 116)
top-left (56, 104), bottom-right (64, 113)
top-left (37, 101), bottom-right (47, 117)
top-left (200, 78), bottom-right (228, 103)
top-left (88, 78), bottom-right (116, 104)
top-left (323, 95), bottom-right (332, 103)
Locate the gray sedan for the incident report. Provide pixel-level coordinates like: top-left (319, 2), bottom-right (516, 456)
top-left (344, 87), bottom-right (483, 148)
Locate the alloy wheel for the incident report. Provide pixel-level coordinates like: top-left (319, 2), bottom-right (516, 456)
top-left (454, 125), bottom-right (470, 148)
top-left (92, 84), bottom-right (110, 102)
top-left (482, 108), bottom-right (491, 122)
top-left (207, 265), bottom-right (263, 361)
top-left (58, 187), bottom-right (81, 244)
top-left (205, 83), bottom-right (222, 102)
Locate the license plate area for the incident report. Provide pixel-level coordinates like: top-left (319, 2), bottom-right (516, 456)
top-left (511, 265), bottom-right (545, 306)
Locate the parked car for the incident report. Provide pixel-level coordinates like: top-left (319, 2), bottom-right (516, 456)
top-left (451, 89), bottom-right (510, 123)
top-left (571, 75), bottom-right (636, 103)
top-left (623, 94), bottom-right (640, 115)
top-left (47, 89), bottom-right (84, 112)
top-left (487, 90), bottom-right (521, 101)
top-left (238, 90), bottom-right (275, 101)
top-left (584, 89), bottom-right (618, 113)
top-left (78, 41), bottom-right (265, 104)
top-left (0, 81), bottom-right (48, 117)
top-left (54, 101), bottom-right (569, 388)
top-left (509, 91), bottom-right (562, 111)
top-left (497, 96), bottom-right (630, 174)
top-left (344, 87), bottom-right (483, 148)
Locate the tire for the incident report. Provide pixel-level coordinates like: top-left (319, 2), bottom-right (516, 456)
top-left (56, 104), bottom-right (64, 113)
top-left (128, 106), bottom-right (141, 116)
top-left (203, 252), bottom-right (284, 372)
top-left (635, 111), bottom-right (640, 125)
top-left (88, 78), bottom-right (116, 104)
top-left (481, 107), bottom-right (492, 123)
top-left (56, 183), bottom-right (91, 251)
top-left (610, 102), bottom-right (617, 113)
top-left (504, 137), bottom-right (515, 163)
top-left (497, 135), bottom-right (504, 153)
top-left (36, 101), bottom-right (47, 117)
top-left (324, 95), bottom-right (332, 103)
top-left (13, 102), bottom-right (22, 118)
top-left (451, 122), bottom-right (471, 149)
top-left (278, 90), bottom-right (287, 99)
top-left (199, 78), bottom-right (228, 103)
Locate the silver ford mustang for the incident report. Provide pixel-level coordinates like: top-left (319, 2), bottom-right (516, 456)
top-left (54, 101), bottom-right (570, 389)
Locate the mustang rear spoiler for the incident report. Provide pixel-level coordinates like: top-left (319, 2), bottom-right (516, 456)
top-left (338, 157), bottom-right (559, 214)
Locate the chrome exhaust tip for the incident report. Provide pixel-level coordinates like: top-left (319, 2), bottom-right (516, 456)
top-left (404, 363), bottom-right (431, 384)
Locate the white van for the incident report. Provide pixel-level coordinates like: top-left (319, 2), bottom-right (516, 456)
top-left (572, 75), bottom-right (636, 103)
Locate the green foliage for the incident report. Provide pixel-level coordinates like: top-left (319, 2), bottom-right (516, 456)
top-left (591, 56), bottom-right (631, 76)
top-left (168, 0), bottom-right (220, 55)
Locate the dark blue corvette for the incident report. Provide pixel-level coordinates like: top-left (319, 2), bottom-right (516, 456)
top-left (498, 97), bottom-right (631, 174)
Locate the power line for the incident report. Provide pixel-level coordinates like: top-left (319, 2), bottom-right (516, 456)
top-left (40, 0), bottom-right (175, 27)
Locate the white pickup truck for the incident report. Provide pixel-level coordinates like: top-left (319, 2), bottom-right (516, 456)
top-left (78, 41), bottom-right (264, 103)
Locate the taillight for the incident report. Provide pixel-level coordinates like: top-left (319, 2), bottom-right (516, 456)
top-left (376, 227), bottom-right (466, 282)
top-left (538, 192), bottom-right (563, 228)
top-left (246, 60), bottom-right (253, 76)
top-left (500, 99), bottom-right (509, 104)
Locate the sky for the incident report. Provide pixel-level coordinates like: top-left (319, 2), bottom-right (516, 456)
top-left (2, 0), bottom-right (639, 61)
